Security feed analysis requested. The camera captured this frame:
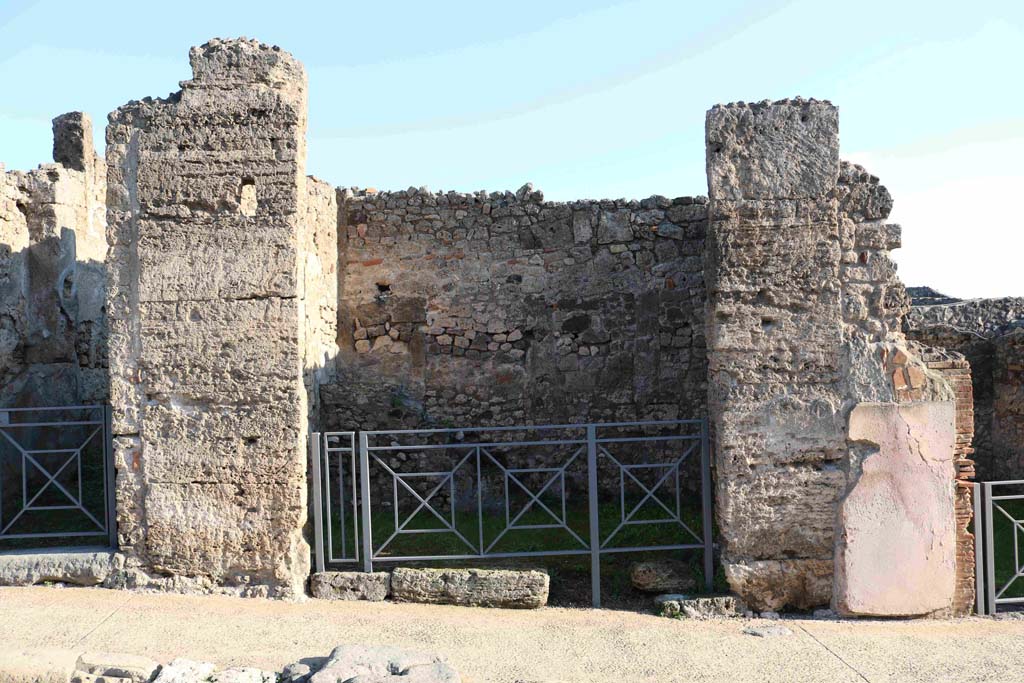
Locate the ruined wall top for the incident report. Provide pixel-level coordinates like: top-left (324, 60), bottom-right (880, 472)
top-left (907, 296), bottom-right (1024, 339)
top-left (706, 98), bottom-right (839, 202)
top-left (187, 38), bottom-right (306, 88)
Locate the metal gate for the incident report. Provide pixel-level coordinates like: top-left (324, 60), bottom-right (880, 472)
top-left (975, 480), bottom-right (1024, 614)
top-left (0, 405), bottom-right (116, 548)
top-left (310, 419), bottom-right (713, 607)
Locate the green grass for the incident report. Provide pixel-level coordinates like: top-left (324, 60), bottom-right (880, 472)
top-left (988, 497), bottom-right (1024, 602)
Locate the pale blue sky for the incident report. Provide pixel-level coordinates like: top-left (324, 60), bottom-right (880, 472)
top-left (2, 0), bottom-right (1021, 297)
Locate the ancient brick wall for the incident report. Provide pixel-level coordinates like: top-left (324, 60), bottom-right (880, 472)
top-left (104, 39), bottom-right (315, 597)
top-left (0, 114), bottom-right (107, 409)
top-left (320, 187), bottom-right (707, 433)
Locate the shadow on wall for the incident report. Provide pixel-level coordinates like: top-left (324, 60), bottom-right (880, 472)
top-left (1, 189), bottom-right (108, 408)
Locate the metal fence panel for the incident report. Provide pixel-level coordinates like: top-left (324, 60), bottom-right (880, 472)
top-left (978, 479), bottom-right (1024, 614)
top-left (0, 405), bottom-right (114, 548)
top-left (313, 419), bottom-right (713, 608)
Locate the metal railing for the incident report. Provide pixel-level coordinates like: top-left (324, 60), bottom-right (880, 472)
top-left (310, 419), bottom-right (713, 607)
top-left (976, 480), bottom-right (1024, 614)
top-left (0, 405), bottom-right (115, 548)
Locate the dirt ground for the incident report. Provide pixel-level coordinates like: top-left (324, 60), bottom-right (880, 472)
top-left (1, 586), bottom-right (1023, 683)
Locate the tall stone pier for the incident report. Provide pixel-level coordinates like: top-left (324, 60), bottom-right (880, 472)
top-left (105, 39), bottom-right (317, 596)
top-left (705, 99), bottom-right (960, 615)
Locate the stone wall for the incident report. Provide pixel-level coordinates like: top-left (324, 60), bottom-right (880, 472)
top-left (104, 39), bottom-right (315, 597)
top-left (320, 187), bottom-right (707, 432)
top-left (705, 99), bottom-right (960, 616)
top-left (0, 38), bottom-right (979, 611)
top-left (0, 114), bottom-right (107, 409)
top-left (906, 297), bottom-right (1024, 480)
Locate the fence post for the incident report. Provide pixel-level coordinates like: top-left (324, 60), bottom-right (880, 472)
top-left (104, 404), bottom-right (117, 550)
top-left (586, 424), bottom-right (601, 608)
top-left (700, 418), bottom-right (714, 594)
top-left (973, 482), bottom-right (985, 615)
top-left (310, 433), bottom-right (325, 574)
top-left (984, 482), bottom-right (996, 614)
top-left (359, 432), bottom-right (374, 574)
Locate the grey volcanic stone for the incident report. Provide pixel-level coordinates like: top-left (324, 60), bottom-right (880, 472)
top-left (309, 645), bottom-right (460, 683)
top-left (151, 659), bottom-right (216, 683)
top-left (209, 668), bottom-right (276, 683)
top-left (390, 567), bottom-right (549, 609)
top-left (310, 571), bottom-right (390, 601)
top-left (0, 549), bottom-right (121, 587)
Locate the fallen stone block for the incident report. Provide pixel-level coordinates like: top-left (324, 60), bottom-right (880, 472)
top-left (75, 652), bottom-right (160, 683)
top-left (390, 567), bottom-right (549, 609)
top-left (655, 594), bottom-right (743, 619)
top-left (308, 644), bottom-right (460, 683)
top-left (310, 571), bottom-right (390, 601)
top-left (0, 549), bottom-right (122, 587)
top-left (629, 560), bottom-right (697, 593)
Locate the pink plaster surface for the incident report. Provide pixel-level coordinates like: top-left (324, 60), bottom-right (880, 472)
top-left (836, 401), bottom-right (956, 616)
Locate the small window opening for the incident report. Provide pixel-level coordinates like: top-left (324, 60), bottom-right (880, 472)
top-left (239, 179), bottom-right (257, 217)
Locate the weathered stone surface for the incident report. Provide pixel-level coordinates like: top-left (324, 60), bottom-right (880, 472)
top-left (208, 668), bottom-right (276, 683)
top-left (151, 659), bottom-right (216, 683)
top-left (0, 549), bottom-right (122, 587)
top-left (70, 672), bottom-right (133, 683)
top-left (105, 38), bottom-right (317, 597)
top-left (655, 594), bottom-right (742, 619)
top-left (390, 567), bottom-right (549, 608)
top-left (1, 111), bottom-right (107, 409)
top-left (835, 402), bottom-right (957, 616)
top-left (75, 652), bottom-right (160, 683)
top-left (706, 99), bottom-right (848, 611)
top-left (723, 560), bottom-right (833, 612)
top-left (310, 571), bottom-right (390, 601)
top-left (309, 645), bottom-right (460, 683)
top-left (706, 98), bottom-right (839, 201)
top-left (629, 560), bottom-right (697, 593)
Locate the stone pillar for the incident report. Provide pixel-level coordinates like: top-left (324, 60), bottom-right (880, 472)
top-left (705, 99), bottom-right (844, 611)
top-left (105, 39), bottom-right (312, 597)
top-left (706, 99), bottom-right (960, 616)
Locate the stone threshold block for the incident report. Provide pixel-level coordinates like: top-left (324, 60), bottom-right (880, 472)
top-left (0, 547), bottom-right (122, 587)
top-left (310, 571), bottom-right (390, 601)
top-left (390, 567), bottom-right (549, 609)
